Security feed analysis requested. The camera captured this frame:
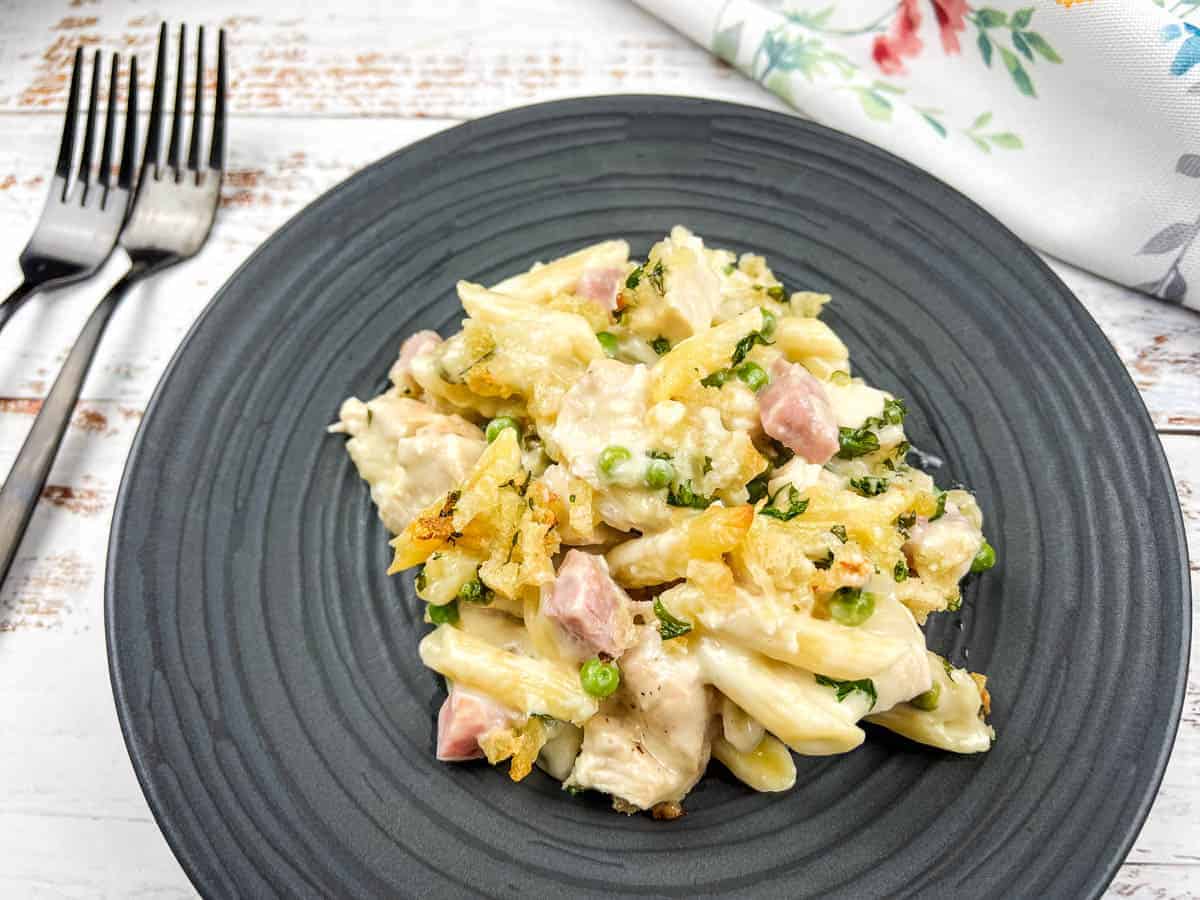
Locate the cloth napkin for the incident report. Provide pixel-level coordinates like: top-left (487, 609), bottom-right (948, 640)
top-left (633, 0), bottom-right (1200, 310)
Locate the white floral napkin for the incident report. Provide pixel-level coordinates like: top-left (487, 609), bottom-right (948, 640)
top-left (633, 0), bottom-right (1200, 310)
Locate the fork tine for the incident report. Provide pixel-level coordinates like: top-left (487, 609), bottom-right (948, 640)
top-left (54, 48), bottom-right (83, 188)
top-left (166, 23), bottom-right (186, 173)
top-left (118, 55), bottom-right (138, 190)
top-left (209, 29), bottom-right (227, 171)
top-left (98, 54), bottom-right (119, 191)
top-left (76, 51), bottom-right (101, 195)
top-left (187, 26), bottom-right (204, 172)
top-left (142, 23), bottom-right (168, 176)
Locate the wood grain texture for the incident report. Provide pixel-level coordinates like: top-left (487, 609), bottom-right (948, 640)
top-left (0, 0), bottom-right (1195, 894)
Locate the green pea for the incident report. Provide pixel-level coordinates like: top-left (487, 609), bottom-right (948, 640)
top-left (829, 587), bottom-right (875, 627)
top-left (760, 307), bottom-right (777, 337)
top-left (598, 445), bottom-right (632, 478)
top-left (971, 540), bottom-right (996, 573)
top-left (735, 361), bottom-right (768, 392)
top-left (910, 682), bottom-right (941, 711)
top-left (428, 599), bottom-right (459, 626)
top-left (580, 658), bottom-right (620, 698)
top-left (645, 458), bottom-right (674, 489)
top-left (596, 331), bottom-right (619, 357)
top-left (485, 416), bottom-right (519, 444)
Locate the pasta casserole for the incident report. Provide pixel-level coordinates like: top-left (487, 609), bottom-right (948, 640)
top-left (330, 227), bottom-right (997, 818)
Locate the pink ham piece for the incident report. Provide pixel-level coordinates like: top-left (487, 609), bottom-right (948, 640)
top-left (436, 685), bottom-right (516, 762)
top-left (390, 330), bottom-right (442, 388)
top-left (543, 549), bottom-right (635, 659)
top-left (576, 266), bottom-right (624, 312)
top-left (757, 358), bottom-right (839, 464)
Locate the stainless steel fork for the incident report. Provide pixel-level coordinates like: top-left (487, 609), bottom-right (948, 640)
top-left (0, 23), bottom-right (227, 587)
top-left (0, 49), bottom-right (138, 333)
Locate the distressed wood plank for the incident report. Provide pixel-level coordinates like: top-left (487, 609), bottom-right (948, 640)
top-left (0, 0), bottom-right (782, 119)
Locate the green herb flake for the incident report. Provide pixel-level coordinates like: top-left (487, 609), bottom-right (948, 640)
top-left (647, 449), bottom-right (673, 461)
top-left (894, 558), bottom-right (909, 582)
top-left (830, 524), bottom-right (848, 543)
top-left (896, 511), bottom-right (917, 537)
top-left (667, 480), bottom-right (714, 510)
top-left (746, 472), bottom-right (770, 504)
top-left (439, 491), bottom-right (462, 518)
top-left (946, 593), bottom-right (962, 612)
top-left (653, 596), bottom-right (693, 640)
top-left (731, 330), bottom-right (772, 366)
top-left (813, 550), bottom-right (835, 570)
top-left (625, 265), bottom-right (643, 290)
top-left (366, 407), bottom-right (374, 425)
top-left (815, 674), bottom-right (877, 710)
top-left (931, 490), bottom-right (948, 521)
top-left (837, 426), bottom-right (880, 459)
top-left (849, 475), bottom-right (890, 497)
top-left (703, 455), bottom-right (713, 475)
top-left (766, 284), bottom-right (786, 302)
top-left (701, 368), bottom-right (732, 388)
top-left (648, 260), bottom-right (666, 294)
top-left (759, 484), bottom-right (809, 521)
top-left (651, 336), bottom-right (671, 356)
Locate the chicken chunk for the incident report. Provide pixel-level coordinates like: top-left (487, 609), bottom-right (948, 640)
top-left (330, 395), bottom-right (485, 533)
top-left (436, 686), bottom-right (518, 762)
top-left (903, 508), bottom-right (984, 587)
top-left (757, 358), bottom-right (839, 464)
top-left (542, 550), bottom-right (636, 659)
top-left (566, 625), bottom-right (712, 811)
top-left (388, 330), bottom-right (442, 396)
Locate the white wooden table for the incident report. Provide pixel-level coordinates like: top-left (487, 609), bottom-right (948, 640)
top-left (0, 1), bottom-right (1195, 896)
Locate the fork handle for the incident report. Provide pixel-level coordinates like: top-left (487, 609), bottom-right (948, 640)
top-left (0, 266), bottom-right (145, 587)
top-left (0, 280), bottom-right (40, 334)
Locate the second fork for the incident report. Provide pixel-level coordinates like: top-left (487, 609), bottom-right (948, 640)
top-left (0, 23), bottom-right (227, 588)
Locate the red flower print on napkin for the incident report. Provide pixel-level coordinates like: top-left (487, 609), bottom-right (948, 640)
top-left (873, 0), bottom-right (969, 74)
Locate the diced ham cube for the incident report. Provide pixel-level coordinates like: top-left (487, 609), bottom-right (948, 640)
top-left (576, 266), bottom-right (624, 312)
top-left (543, 549), bottom-right (635, 659)
top-left (389, 330), bottom-right (442, 391)
top-left (757, 358), bottom-right (839, 464)
top-left (436, 686), bottom-right (516, 762)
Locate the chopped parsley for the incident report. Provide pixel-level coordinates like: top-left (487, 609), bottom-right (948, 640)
top-left (745, 472), bottom-right (770, 504)
top-left (849, 475), bottom-right (890, 497)
top-left (930, 490), bottom-right (948, 521)
top-left (764, 439), bottom-right (794, 467)
top-left (701, 368), bottom-right (732, 388)
top-left (647, 260), bottom-right (666, 294)
top-left (759, 484), bottom-right (809, 521)
top-left (815, 674), bottom-right (877, 710)
top-left (625, 265), bottom-right (643, 290)
top-left (365, 407), bottom-right (374, 425)
top-left (894, 558), bottom-right (909, 582)
top-left (653, 597), bottom-right (693, 640)
top-left (766, 284), bottom-right (786, 302)
top-left (651, 336), bottom-right (671, 355)
top-left (703, 455), bottom-right (713, 474)
top-left (941, 656), bottom-right (955, 677)
top-left (666, 480), bottom-right (714, 509)
top-left (647, 449), bottom-right (673, 461)
top-left (731, 330), bottom-right (772, 366)
top-left (813, 550), bottom-right (835, 570)
top-left (837, 426), bottom-right (880, 459)
top-left (896, 511), bottom-right (917, 538)
top-left (414, 566), bottom-right (427, 593)
top-left (830, 524), bottom-right (848, 543)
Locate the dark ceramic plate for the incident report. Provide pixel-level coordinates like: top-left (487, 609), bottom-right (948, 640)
top-left (107, 96), bottom-right (1189, 898)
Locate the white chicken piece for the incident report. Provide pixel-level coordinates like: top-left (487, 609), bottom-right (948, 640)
top-left (566, 625), bottom-right (712, 811)
top-left (388, 330), bottom-right (442, 397)
top-left (903, 505), bottom-right (984, 587)
top-left (546, 359), bottom-right (653, 486)
top-left (627, 227), bottom-right (722, 343)
top-left (766, 456), bottom-right (823, 498)
top-left (329, 395), bottom-right (485, 533)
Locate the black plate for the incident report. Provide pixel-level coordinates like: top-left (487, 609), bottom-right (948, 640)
top-left (107, 96), bottom-right (1189, 898)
